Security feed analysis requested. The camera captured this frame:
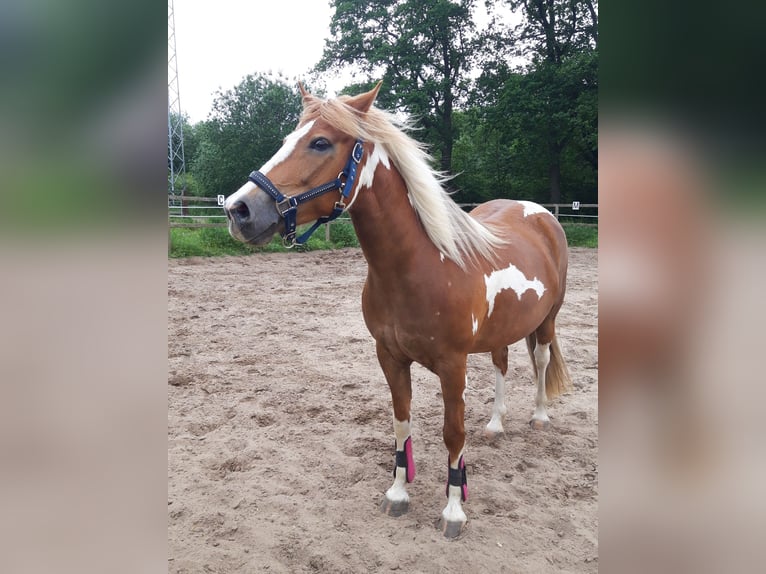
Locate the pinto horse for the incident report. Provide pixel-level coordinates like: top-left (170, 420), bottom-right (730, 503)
top-left (224, 83), bottom-right (572, 538)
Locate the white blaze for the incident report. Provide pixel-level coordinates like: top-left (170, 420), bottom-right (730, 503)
top-left (484, 263), bottom-right (546, 316)
top-left (224, 180), bottom-right (258, 210)
top-left (223, 120), bottom-right (316, 210)
top-left (260, 120), bottom-right (316, 175)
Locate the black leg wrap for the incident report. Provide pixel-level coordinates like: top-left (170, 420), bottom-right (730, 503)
top-left (392, 441), bottom-right (408, 478)
top-left (395, 449), bottom-right (407, 469)
top-left (445, 456), bottom-right (468, 501)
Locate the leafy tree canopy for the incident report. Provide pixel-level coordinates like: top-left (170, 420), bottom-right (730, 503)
top-left (192, 73), bottom-right (303, 196)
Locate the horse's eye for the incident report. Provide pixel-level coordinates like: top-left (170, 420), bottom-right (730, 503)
top-left (310, 137), bottom-right (332, 151)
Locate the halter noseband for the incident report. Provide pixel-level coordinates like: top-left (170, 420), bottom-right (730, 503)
top-left (247, 140), bottom-right (364, 247)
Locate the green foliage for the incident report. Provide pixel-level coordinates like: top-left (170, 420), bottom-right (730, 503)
top-left (190, 73), bottom-right (303, 197)
top-left (318, 0), bottom-right (482, 173)
top-left (169, 227), bottom-right (259, 257)
top-left (561, 223), bottom-right (598, 248)
top-left (169, 221), bottom-right (360, 258)
top-left (328, 220), bottom-right (360, 247)
top-left (175, 2), bottom-right (598, 240)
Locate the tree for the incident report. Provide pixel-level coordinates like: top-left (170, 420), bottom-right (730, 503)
top-left (480, 0), bottom-right (597, 202)
top-left (191, 74), bottom-right (303, 197)
top-left (317, 0), bottom-right (485, 175)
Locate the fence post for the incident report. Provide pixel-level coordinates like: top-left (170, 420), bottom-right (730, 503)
top-left (554, 204), bottom-right (560, 220)
top-left (325, 222), bottom-right (331, 242)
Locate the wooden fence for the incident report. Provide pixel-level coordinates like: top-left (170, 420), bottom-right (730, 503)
top-left (168, 195), bottom-right (597, 250)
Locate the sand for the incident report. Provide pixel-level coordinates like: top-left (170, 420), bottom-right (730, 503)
top-left (168, 247), bottom-right (597, 573)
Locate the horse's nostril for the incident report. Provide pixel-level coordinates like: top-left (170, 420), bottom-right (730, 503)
top-left (231, 201), bottom-right (250, 221)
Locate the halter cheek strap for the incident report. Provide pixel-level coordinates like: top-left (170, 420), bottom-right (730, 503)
top-left (247, 140), bottom-right (364, 247)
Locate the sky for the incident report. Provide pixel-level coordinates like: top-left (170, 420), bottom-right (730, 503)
top-left (171, 1), bottom-right (514, 124)
top-left (171, 0), bottom-right (339, 123)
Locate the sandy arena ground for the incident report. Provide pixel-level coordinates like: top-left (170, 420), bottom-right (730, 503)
top-left (168, 247), bottom-right (597, 573)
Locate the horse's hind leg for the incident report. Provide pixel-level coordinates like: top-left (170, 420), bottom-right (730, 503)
top-left (376, 343), bottom-right (416, 517)
top-left (528, 330), bottom-right (552, 429)
top-left (485, 346), bottom-right (509, 437)
top-left (527, 310), bottom-right (558, 430)
top-left (527, 312), bottom-right (572, 429)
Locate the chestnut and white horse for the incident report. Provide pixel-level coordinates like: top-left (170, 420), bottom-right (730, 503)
top-left (224, 83), bottom-right (571, 538)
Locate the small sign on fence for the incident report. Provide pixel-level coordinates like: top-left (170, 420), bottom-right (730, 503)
top-left (572, 201), bottom-right (580, 211)
top-left (217, 195), bottom-right (225, 206)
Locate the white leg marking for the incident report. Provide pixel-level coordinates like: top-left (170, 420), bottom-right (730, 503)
top-left (260, 120), bottom-right (316, 175)
top-left (385, 417), bottom-right (411, 503)
top-left (484, 264), bottom-right (546, 317)
top-left (486, 367), bottom-right (507, 435)
top-left (442, 448), bottom-right (467, 526)
top-left (532, 342), bottom-right (551, 423)
top-left (471, 314), bottom-right (478, 336)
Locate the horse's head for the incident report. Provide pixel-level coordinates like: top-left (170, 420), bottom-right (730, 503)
top-left (223, 82), bottom-right (382, 246)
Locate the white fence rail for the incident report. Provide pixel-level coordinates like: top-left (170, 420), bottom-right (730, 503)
top-left (168, 196), bottom-right (597, 250)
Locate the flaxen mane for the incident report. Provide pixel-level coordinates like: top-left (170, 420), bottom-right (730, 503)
top-left (301, 96), bottom-right (505, 270)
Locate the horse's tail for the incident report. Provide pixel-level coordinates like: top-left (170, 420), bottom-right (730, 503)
top-left (525, 332), bottom-right (573, 399)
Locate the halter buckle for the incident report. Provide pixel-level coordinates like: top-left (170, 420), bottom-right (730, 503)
top-left (352, 141), bottom-right (364, 163)
top-left (275, 197), bottom-right (294, 216)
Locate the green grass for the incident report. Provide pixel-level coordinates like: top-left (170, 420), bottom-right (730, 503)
top-left (169, 220), bottom-right (596, 257)
top-left (169, 219), bottom-right (360, 258)
top-left (561, 222), bottom-right (598, 248)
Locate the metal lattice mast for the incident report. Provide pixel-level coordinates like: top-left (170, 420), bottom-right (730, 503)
top-left (168, 0), bottom-right (186, 199)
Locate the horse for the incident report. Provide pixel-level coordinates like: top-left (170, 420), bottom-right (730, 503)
top-left (223, 83), bottom-right (572, 538)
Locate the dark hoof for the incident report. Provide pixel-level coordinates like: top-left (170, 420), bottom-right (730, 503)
top-left (529, 418), bottom-right (550, 430)
top-left (440, 518), bottom-right (466, 539)
top-left (380, 496), bottom-right (409, 517)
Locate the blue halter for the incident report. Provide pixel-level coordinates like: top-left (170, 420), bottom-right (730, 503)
top-left (247, 140), bottom-right (364, 247)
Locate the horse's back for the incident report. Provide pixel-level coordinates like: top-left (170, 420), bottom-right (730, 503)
top-left (470, 199), bottom-right (569, 326)
top-left (470, 199), bottom-right (567, 267)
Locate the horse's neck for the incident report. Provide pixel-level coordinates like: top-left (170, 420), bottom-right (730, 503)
top-left (349, 167), bottom-right (433, 276)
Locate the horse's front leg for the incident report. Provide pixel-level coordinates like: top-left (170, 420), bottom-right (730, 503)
top-left (438, 358), bottom-right (469, 538)
top-left (376, 343), bottom-right (415, 517)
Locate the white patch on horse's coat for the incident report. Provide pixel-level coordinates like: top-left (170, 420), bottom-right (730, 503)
top-left (486, 367), bottom-right (507, 434)
top-left (471, 314), bottom-right (478, 335)
top-left (224, 180), bottom-right (258, 210)
top-left (518, 200), bottom-right (552, 217)
top-left (393, 418), bottom-right (411, 450)
top-left (440, 253), bottom-right (445, 262)
top-left (532, 342), bottom-right (551, 423)
top-left (260, 120), bottom-right (316, 175)
top-left (386, 467), bottom-right (410, 503)
top-left (385, 418), bottom-right (412, 504)
top-left (358, 144), bottom-right (390, 190)
top-left (442, 448), bottom-right (467, 526)
top-left (484, 263), bottom-right (546, 316)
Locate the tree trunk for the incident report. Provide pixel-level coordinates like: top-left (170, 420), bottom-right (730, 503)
top-left (548, 142), bottom-right (562, 203)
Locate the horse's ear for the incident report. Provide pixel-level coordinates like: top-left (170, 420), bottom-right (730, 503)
top-left (348, 81), bottom-right (383, 113)
top-left (298, 82), bottom-right (316, 106)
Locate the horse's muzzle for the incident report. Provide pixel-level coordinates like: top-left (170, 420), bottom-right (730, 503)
top-left (224, 193), bottom-right (280, 246)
